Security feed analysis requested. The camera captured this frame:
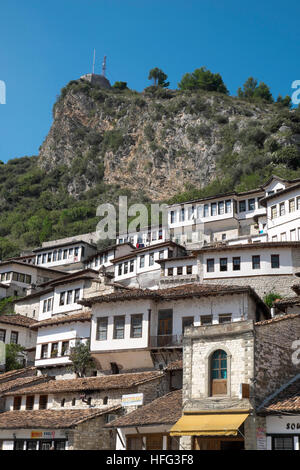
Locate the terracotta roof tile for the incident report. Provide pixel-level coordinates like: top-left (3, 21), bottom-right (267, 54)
top-left (262, 378), bottom-right (300, 413)
top-left (0, 314), bottom-right (36, 328)
top-left (274, 297), bottom-right (300, 307)
top-left (165, 360), bottom-right (183, 371)
top-left (0, 367), bottom-right (36, 382)
top-left (0, 376), bottom-right (52, 394)
top-left (30, 311), bottom-right (92, 330)
top-left (106, 389), bottom-right (182, 428)
top-left (255, 313), bottom-right (300, 326)
top-left (0, 406), bottom-right (121, 429)
top-left (4, 371), bottom-right (163, 396)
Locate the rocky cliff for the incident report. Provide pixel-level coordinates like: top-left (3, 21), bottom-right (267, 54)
top-left (39, 79), bottom-right (300, 201)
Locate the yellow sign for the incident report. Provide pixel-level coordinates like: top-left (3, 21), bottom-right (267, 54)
top-left (31, 431), bottom-right (43, 439)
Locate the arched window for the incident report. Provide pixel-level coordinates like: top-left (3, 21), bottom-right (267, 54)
top-left (211, 349), bottom-right (227, 396)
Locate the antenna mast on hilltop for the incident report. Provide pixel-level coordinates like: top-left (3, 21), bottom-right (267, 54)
top-left (102, 56), bottom-right (107, 77)
top-left (92, 49), bottom-right (96, 74)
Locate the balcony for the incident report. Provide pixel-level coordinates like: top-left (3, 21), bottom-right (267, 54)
top-left (149, 334), bottom-right (182, 348)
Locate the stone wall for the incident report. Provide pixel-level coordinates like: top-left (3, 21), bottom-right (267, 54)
top-left (254, 315), bottom-right (300, 404)
top-left (68, 414), bottom-right (115, 450)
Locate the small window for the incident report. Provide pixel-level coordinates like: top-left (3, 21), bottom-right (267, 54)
top-left (63, 249), bottom-right (68, 260)
top-left (39, 395), bottom-right (48, 410)
top-left (110, 362), bottom-right (119, 374)
top-left (279, 202), bottom-right (285, 216)
top-left (186, 265), bottom-right (193, 275)
top-left (219, 314), bottom-right (232, 324)
top-left (59, 292), bottom-right (65, 306)
top-left (113, 316), bottom-right (125, 340)
top-left (62, 341), bottom-right (70, 356)
top-left (25, 395), bottom-right (34, 410)
top-left (118, 264), bottom-right (122, 276)
top-left (103, 396), bottom-right (108, 405)
top-left (218, 201), bottom-right (224, 215)
top-left (0, 329), bottom-right (6, 342)
top-left (139, 255), bottom-right (145, 268)
top-left (225, 200), bottom-right (231, 213)
top-left (74, 288), bottom-right (80, 303)
top-left (168, 268), bottom-right (174, 276)
top-left (61, 398), bottom-right (65, 408)
top-left (57, 249), bottom-right (62, 261)
top-left (170, 211), bottom-right (175, 223)
top-left (10, 331), bottom-right (18, 344)
top-left (203, 204), bottom-right (209, 217)
top-left (96, 317), bottom-right (108, 341)
top-left (130, 260), bottom-right (134, 272)
top-left (182, 317), bottom-right (194, 333)
top-left (43, 300), bottom-right (47, 313)
top-left (177, 266), bottom-right (183, 275)
top-left (53, 251), bottom-right (57, 261)
top-left (248, 199), bottom-right (255, 211)
top-left (211, 203), bottom-right (217, 216)
top-left (180, 207), bottom-right (185, 221)
top-left (271, 205), bottom-right (277, 219)
top-left (271, 254), bottom-right (280, 269)
top-left (130, 314), bottom-right (143, 338)
top-left (47, 252), bottom-right (52, 263)
top-left (207, 259), bottom-right (214, 273)
top-left (124, 262), bottom-right (128, 274)
top-left (289, 199), bottom-right (295, 212)
top-left (252, 255), bottom-right (260, 270)
top-left (232, 257), bottom-right (241, 271)
top-left (211, 350), bottom-right (227, 396)
top-left (66, 290), bottom-right (73, 304)
top-left (13, 396), bottom-right (22, 410)
top-left (201, 315), bottom-right (213, 326)
top-left (239, 200), bottom-right (246, 212)
top-left (51, 343), bottom-right (58, 357)
top-left (149, 253), bottom-right (154, 266)
top-left (72, 398), bottom-right (76, 406)
top-left (41, 344), bottom-right (48, 359)
top-left (219, 258), bottom-right (227, 272)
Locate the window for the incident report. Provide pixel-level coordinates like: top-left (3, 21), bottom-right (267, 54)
top-left (218, 201), bottom-right (224, 215)
top-left (127, 436), bottom-right (143, 450)
top-left (225, 200), bottom-right (231, 213)
top-left (239, 200), bottom-right (246, 212)
top-left (271, 205), bottom-right (277, 219)
top-left (59, 292), bottom-right (65, 306)
top-left (61, 398), bottom-right (65, 407)
top-left (43, 300), bottom-right (47, 313)
top-left (66, 290), bottom-right (73, 304)
top-left (47, 298), bottom-right (52, 311)
top-left (72, 398), bottom-right (76, 406)
top-left (290, 229), bottom-right (296, 241)
top-left (211, 350), bottom-right (227, 396)
top-left (279, 202), bottom-right (285, 216)
top-left (26, 395), bottom-right (34, 410)
top-left (211, 203), bottom-right (217, 216)
top-left (280, 232), bottom-right (287, 241)
top-left (197, 206), bottom-right (203, 218)
top-left (74, 247), bottom-right (79, 257)
top-left (186, 265), bottom-right (193, 275)
top-left (188, 206), bottom-right (194, 219)
top-left (168, 268), bottom-right (174, 276)
top-left (130, 314), bottom-right (143, 338)
top-left (149, 253), bottom-right (154, 266)
top-left (42, 254), bottom-right (47, 264)
top-left (51, 343), bottom-right (58, 357)
top-left (289, 199), bottom-right (295, 212)
top-left (159, 251), bottom-right (164, 260)
top-left (207, 259), bottom-right (214, 273)
top-left (10, 331), bottom-right (18, 344)
top-left (113, 316), bottom-right (125, 339)
top-left (180, 207), bottom-right (185, 221)
top-left (103, 396), bottom-right (108, 405)
top-left (57, 249), bottom-right (62, 261)
top-left (182, 317), bottom-right (194, 333)
top-left (47, 252), bottom-right (52, 262)
top-left (39, 395), bottom-right (48, 410)
top-left (130, 260), bottom-right (134, 272)
top-left (252, 255), bottom-right (260, 269)
top-left (177, 266), bottom-right (183, 275)
top-left (139, 255), bottom-right (145, 268)
top-left (248, 198), bottom-right (255, 211)
top-left (111, 362), bottom-right (119, 374)
top-left (203, 204), bottom-right (209, 217)
top-left (201, 315), bottom-right (213, 326)
top-left (69, 248), bottom-right (74, 257)
top-left (0, 329), bottom-right (6, 342)
top-left (37, 255), bottom-right (41, 265)
top-left (271, 254), bottom-right (280, 269)
top-left (13, 396), bottom-right (22, 410)
top-left (62, 341), bottom-right (70, 356)
top-left (219, 313), bottom-right (232, 324)
top-left (272, 436), bottom-right (294, 450)
top-left (219, 258), bottom-right (227, 272)
top-left (96, 317), bottom-right (108, 341)
top-left (124, 262), bottom-right (128, 274)
top-left (74, 288), bottom-right (80, 303)
top-left (118, 264), bottom-right (122, 276)
top-left (41, 344), bottom-right (48, 359)
top-left (53, 251), bottom-right (57, 262)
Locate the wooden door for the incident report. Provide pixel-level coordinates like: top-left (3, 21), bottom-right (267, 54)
top-left (212, 379), bottom-right (227, 395)
top-left (158, 310), bottom-right (173, 346)
top-left (146, 434), bottom-right (163, 450)
top-left (194, 438), bottom-right (220, 450)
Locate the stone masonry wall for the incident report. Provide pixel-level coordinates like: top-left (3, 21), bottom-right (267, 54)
top-left (68, 415), bottom-right (115, 450)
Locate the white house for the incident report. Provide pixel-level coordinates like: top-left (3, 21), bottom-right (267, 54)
top-left (0, 314), bottom-right (37, 365)
top-left (33, 241), bottom-right (97, 272)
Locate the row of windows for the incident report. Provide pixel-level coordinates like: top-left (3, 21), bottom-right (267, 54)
top-left (95, 313), bottom-right (233, 341)
top-left (36, 246), bottom-right (83, 265)
top-left (13, 394), bottom-right (109, 412)
top-left (206, 254), bottom-right (280, 272)
top-left (272, 228), bottom-right (300, 242)
top-left (165, 265), bottom-right (193, 276)
top-left (96, 314), bottom-right (143, 340)
top-left (13, 440), bottom-right (66, 451)
top-left (271, 197), bottom-right (300, 219)
top-left (59, 288), bottom-right (80, 306)
top-left (42, 298), bottom-right (53, 313)
top-left (0, 329), bottom-right (18, 344)
top-left (40, 340), bottom-right (70, 359)
top-left (169, 198), bottom-right (262, 223)
top-left (118, 230), bottom-right (163, 245)
top-left (117, 250), bottom-right (170, 276)
top-left (0, 271), bottom-right (32, 284)
top-left (85, 252), bottom-right (109, 268)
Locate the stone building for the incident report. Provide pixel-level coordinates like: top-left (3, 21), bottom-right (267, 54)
top-left (170, 313), bottom-right (300, 450)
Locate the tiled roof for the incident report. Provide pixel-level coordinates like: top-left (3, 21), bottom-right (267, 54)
top-left (80, 283), bottom-right (267, 307)
top-left (0, 375), bottom-right (52, 394)
top-left (39, 269), bottom-right (99, 288)
top-left (4, 371), bottom-right (163, 396)
top-left (193, 241), bottom-right (300, 254)
top-left (165, 360), bottom-right (183, 371)
top-left (274, 296), bottom-right (300, 307)
top-left (105, 389), bottom-right (182, 428)
top-left (30, 311), bottom-right (92, 330)
top-left (0, 314), bottom-right (36, 328)
top-left (261, 377), bottom-right (300, 413)
top-left (111, 241), bottom-right (186, 263)
top-left (0, 406), bottom-right (121, 429)
top-left (255, 313), bottom-right (300, 326)
top-left (0, 366), bottom-right (36, 382)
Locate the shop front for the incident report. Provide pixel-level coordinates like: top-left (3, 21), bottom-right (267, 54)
top-left (170, 410), bottom-right (249, 450)
top-left (266, 416), bottom-right (300, 450)
top-left (0, 429), bottom-right (68, 450)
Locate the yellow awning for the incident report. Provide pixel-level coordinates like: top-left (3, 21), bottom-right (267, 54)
top-left (170, 412), bottom-right (249, 437)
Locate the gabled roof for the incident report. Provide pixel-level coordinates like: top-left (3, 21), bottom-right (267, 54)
top-left (38, 269), bottom-right (99, 288)
top-left (0, 375), bottom-right (52, 395)
top-left (30, 311), bottom-right (92, 330)
top-left (0, 366), bottom-right (36, 382)
top-left (0, 314), bottom-right (36, 328)
top-left (32, 240), bottom-right (97, 253)
top-left (0, 260), bottom-right (64, 275)
top-left (111, 241), bottom-right (186, 264)
top-left (105, 389), bottom-right (182, 428)
top-left (0, 406), bottom-right (121, 429)
top-left (4, 371), bottom-right (163, 396)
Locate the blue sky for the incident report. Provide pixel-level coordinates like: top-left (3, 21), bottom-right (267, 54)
top-left (0, 0), bottom-right (299, 163)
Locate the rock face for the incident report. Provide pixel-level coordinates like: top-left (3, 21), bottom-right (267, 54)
top-left (38, 80), bottom-right (299, 201)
